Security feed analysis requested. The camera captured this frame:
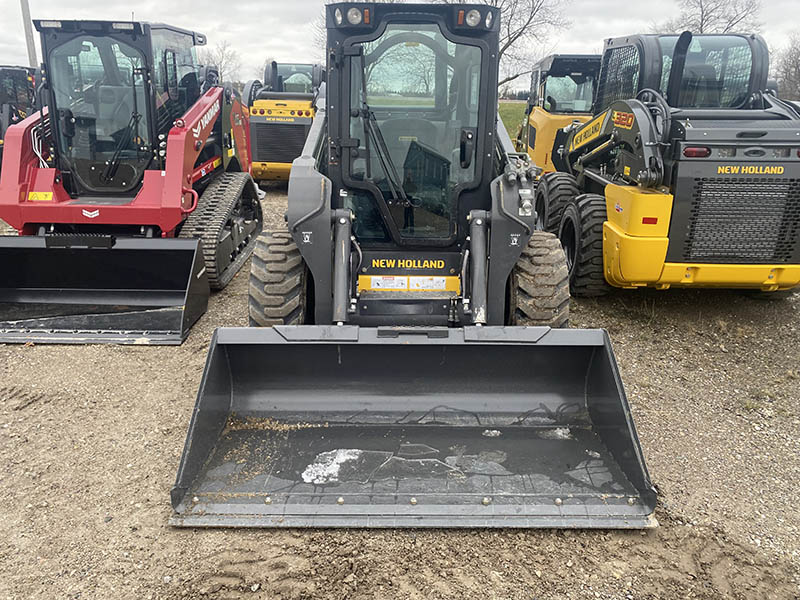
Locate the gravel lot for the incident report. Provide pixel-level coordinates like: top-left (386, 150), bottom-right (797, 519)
top-left (1, 185), bottom-right (798, 599)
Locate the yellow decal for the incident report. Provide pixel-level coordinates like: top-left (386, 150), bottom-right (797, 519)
top-left (371, 258), bottom-right (446, 269)
top-left (28, 191), bottom-right (53, 202)
top-left (612, 110), bottom-right (635, 129)
top-left (358, 275), bottom-right (460, 293)
top-left (623, 166), bottom-right (631, 176)
top-left (227, 148), bottom-right (234, 157)
top-left (717, 165), bottom-right (785, 175)
top-left (569, 113), bottom-right (607, 151)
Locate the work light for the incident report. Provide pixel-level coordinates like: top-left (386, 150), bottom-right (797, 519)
top-left (465, 9), bottom-right (481, 26)
top-left (347, 7), bottom-right (363, 25)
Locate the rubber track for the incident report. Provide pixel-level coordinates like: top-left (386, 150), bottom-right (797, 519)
top-left (248, 230), bottom-right (307, 326)
top-left (180, 172), bottom-right (263, 290)
top-left (538, 172), bottom-right (578, 234)
top-left (571, 194), bottom-right (610, 297)
top-left (512, 231), bottom-right (570, 328)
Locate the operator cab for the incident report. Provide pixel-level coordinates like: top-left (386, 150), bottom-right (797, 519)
top-left (326, 3), bottom-right (500, 248)
top-left (528, 54), bottom-right (599, 115)
top-left (35, 20), bottom-right (206, 196)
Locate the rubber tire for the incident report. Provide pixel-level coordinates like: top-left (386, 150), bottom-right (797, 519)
top-left (509, 230), bottom-right (570, 328)
top-left (535, 172), bottom-right (578, 234)
top-left (559, 194), bottom-right (610, 297)
top-left (248, 230), bottom-right (311, 326)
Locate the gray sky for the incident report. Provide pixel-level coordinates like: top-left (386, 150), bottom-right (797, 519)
top-left (2, 0), bottom-right (796, 81)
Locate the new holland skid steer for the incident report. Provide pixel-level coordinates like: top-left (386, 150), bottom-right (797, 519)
top-left (534, 32), bottom-right (800, 297)
top-left (171, 3), bottom-right (656, 529)
top-left (243, 62), bottom-right (324, 182)
top-left (0, 65), bottom-right (36, 176)
top-left (514, 54), bottom-right (600, 174)
top-left (0, 20), bottom-right (262, 343)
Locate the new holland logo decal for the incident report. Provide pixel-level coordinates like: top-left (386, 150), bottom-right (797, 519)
top-left (82, 209), bottom-right (100, 219)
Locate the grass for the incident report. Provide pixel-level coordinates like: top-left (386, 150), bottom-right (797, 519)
top-left (498, 100), bottom-right (526, 140)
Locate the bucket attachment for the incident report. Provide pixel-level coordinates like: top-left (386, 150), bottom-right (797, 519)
top-left (0, 236), bottom-right (209, 344)
top-left (171, 326), bottom-right (657, 528)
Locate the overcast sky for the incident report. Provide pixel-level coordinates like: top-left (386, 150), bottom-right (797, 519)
top-left (2, 0), bottom-right (796, 83)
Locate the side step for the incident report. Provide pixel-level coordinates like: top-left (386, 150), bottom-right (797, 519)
top-left (170, 326), bottom-right (657, 528)
top-left (0, 236), bottom-right (209, 344)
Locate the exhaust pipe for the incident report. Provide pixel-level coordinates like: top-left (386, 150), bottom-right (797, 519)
top-left (0, 236), bottom-right (209, 344)
top-left (171, 326), bottom-right (657, 528)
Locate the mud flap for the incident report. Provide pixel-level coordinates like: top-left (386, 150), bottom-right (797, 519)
top-left (0, 236), bottom-right (209, 344)
top-left (171, 326), bottom-right (657, 528)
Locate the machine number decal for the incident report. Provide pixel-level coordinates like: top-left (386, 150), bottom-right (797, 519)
top-left (612, 111), bottom-right (635, 129)
top-left (569, 113), bottom-right (607, 151)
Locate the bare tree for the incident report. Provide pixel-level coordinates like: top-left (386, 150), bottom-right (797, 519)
top-left (656, 0), bottom-right (761, 34)
top-left (775, 34), bottom-right (800, 101)
top-left (198, 40), bottom-right (242, 83)
top-left (435, 0), bottom-right (568, 86)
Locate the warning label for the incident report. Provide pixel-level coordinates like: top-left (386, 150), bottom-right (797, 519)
top-left (370, 276), bottom-right (408, 290)
top-left (409, 276), bottom-right (447, 291)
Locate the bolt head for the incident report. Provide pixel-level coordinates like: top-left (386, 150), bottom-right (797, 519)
top-left (337, 497), bottom-right (345, 505)
top-left (482, 497), bottom-right (491, 506)
top-left (627, 497), bottom-right (636, 506)
top-left (265, 497), bottom-right (272, 505)
top-left (554, 497), bottom-right (563, 506)
top-left (410, 497), bottom-right (418, 505)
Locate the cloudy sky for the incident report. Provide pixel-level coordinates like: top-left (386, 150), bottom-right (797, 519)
top-left (1, 0), bottom-right (795, 82)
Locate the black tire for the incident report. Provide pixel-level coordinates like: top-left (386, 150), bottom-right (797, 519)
top-left (535, 172), bottom-right (578, 233)
top-left (509, 230), bottom-right (570, 328)
top-left (559, 194), bottom-right (610, 297)
top-left (248, 230), bottom-right (311, 326)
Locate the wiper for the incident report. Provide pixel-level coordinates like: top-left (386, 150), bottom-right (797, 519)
top-left (356, 52), bottom-right (408, 206)
top-left (102, 67), bottom-right (144, 183)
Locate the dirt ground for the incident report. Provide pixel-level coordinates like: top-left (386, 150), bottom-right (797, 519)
top-left (1, 185), bottom-right (799, 599)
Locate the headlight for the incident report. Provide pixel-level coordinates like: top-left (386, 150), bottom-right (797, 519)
top-left (465, 10), bottom-right (481, 26)
top-left (485, 11), bottom-right (493, 27)
top-left (334, 8), bottom-right (343, 25)
top-left (347, 7), bottom-right (363, 25)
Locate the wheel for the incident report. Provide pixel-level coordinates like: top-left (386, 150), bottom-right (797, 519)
top-left (180, 172), bottom-right (263, 290)
top-left (248, 230), bottom-right (312, 326)
top-left (509, 230), bottom-right (570, 328)
top-left (559, 194), bottom-right (610, 297)
top-left (535, 172), bottom-right (578, 233)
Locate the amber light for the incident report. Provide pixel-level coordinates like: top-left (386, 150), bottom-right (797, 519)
top-left (364, 8), bottom-right (370, 23)
top-left (457, 9), bottom-right (464, 25)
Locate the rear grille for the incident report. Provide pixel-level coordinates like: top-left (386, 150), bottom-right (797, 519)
top-left (252, 123), bottom-right (308, 164)
top-left (683, 177), bottom-right (800, 263)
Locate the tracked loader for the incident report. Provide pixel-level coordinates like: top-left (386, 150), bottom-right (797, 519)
top-left (533, 33), bottom-right (800, 297)
top-left (0, 20), bottom-right (262, 344)
top-left (0, 65), bottom-right (36, 176)
top-left (243, 62), bottom-right (324, 182)
top-left (171, 3), bottom-right (656, 529)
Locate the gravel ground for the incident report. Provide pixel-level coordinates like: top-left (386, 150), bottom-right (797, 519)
top-left (1, 185), bottom-right (799, 599)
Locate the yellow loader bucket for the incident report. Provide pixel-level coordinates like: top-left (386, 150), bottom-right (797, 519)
top-left (171, 326), bottom-right (657, 528)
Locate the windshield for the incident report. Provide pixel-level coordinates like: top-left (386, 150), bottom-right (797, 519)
top-left (49, 35), bottom-right (151, 192)
top-left (276, 63), bottom-right (315, 93)
top-left (0, 69), bottom-right (34, 114)
top-left (543, 72), bottom-right (594, 113)
top-left (348, 23), bottom-right (482, 243)
top-left (658, 35), bottom-right (753, 108)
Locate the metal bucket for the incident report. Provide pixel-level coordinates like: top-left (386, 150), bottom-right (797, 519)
top-left (0, 235), bottom-right (209, 344)
top-left (171, 326), bottom-right (657, 528)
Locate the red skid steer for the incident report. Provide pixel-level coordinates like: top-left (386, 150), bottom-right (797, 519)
top-left (0, 20), bottom-right (262, 344)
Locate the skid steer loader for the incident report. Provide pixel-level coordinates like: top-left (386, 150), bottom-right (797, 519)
top-left (514, 54), bottom-right (600, 174)
top-left (534, 32), bottom-right (800, 297)
top-left (0, 65), bottom-right (36, 177)
top-left (171, 3), bottom-right (656, 529)
top-left (243, 62), bottom-right (324, 182)
top-left (0, 20), bottom-right (263, 344)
